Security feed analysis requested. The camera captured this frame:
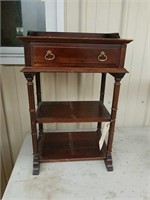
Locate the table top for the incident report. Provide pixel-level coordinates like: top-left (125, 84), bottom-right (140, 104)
top-left (18, 31), bottom-right (132, 44)
top-left (2, 127), bottom-right (150, 200)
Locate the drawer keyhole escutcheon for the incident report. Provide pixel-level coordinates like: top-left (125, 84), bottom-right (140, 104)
top-left (98, 51), bottom-right (108, 62)
top-left (44, 50), bottom-right (55, 61)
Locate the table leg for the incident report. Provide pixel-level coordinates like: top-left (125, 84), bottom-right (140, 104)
top-left (105, 76), bottom-right (122, 171)
top-left (35, 73), bottom-right (43, 136)
top-left (97, 73), bottom-right (106, 137)
top-left (24, 73), bottom-right (40, 175)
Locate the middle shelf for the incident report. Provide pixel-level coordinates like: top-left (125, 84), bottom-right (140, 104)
top-left (36, 101), bottom-right (111, 123)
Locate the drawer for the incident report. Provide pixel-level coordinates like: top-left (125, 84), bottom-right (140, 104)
top-left (31, 43), bottom-right (121, 67)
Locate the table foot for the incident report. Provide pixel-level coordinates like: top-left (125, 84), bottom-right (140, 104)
top-left (104, 152), bottom-right (113, 171)
top-left (33, 155), bottom-right (40, 175)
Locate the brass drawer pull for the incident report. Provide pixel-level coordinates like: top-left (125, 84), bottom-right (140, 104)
top-left (44, 50), bottom-right (55, 61)
top-left (98, 51), bottom-right (107, 62)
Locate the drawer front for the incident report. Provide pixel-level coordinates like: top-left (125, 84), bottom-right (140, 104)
top-left (31, 43), bottom-right (121, 67)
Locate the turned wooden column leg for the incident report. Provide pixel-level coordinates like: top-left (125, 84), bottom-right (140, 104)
top-left (97, 73), bottom-right (106, 137)
top-left (100, 73), bottom-right (106, 103)
top-left (105, 76), bottom-right (122, 171)
top-left (35, 73), bottom-right (43, 136)
top-left (24, 73), bottom-right (40, 175)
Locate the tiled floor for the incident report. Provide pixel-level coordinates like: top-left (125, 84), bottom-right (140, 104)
top-left (2, 127), bottom-right (150, 200)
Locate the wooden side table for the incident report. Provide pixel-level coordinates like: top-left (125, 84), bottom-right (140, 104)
top-left (19, 31), bottom-right (132, 175)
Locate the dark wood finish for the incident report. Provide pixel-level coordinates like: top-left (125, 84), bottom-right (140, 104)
top-left (27, 31), bottom-right (120, 38)
top-left (39, 131), bottom-right (106, 162)
top-left (24, 42), bottom-right (31, 66)
top-left (104, 152), bottom-right (113, 171)
top-left (107, 77), bottom-right (122, 152)
top-left (18, 31), bottom-right (132, 44)
top-left (31, 43), bottom-right (121, 68)
top-left (105, 75), bottom-right (123, 171)
top-left (119, 45), bottom-right (127, 67)
top-left (21, 66), bottom-right (129, 73)
top-left (97, 73), bottom-right (107, 136)
top-left (100, 73), bottom-right (106, 103)
top-left (18, 31), bottom-right (132, 67)
top-left (24, 73), bottom-right (40, 175)
top-left (35, 73), bottom-right (42, 104)
top-left (19, 31), bottom-right (132, 174)
top-left (35, 73), bottom-right (43, 135)
top-left (36, 101), bottom-right (111, 123)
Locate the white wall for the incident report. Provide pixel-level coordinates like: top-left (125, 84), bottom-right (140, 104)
top-left (64, 0), bottom-right (150, 127)
top-left (1, 0), bottom-right (150, 196)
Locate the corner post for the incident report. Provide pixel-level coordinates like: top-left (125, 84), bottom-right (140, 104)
top-left (105, 73), bottom-right (125, 171)
top-left (97, 73), bottom-right (106, 137)
top-left (35, 73), bottom-right (43, 136)
top-left (24, 72), bottom-right (40, 175)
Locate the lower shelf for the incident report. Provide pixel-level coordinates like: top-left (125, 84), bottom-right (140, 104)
top-left (39, 131), bottom-right (106, 163)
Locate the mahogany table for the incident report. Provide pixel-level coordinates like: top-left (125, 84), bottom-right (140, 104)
top-left (19, 31), bottom-right (132, 175)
